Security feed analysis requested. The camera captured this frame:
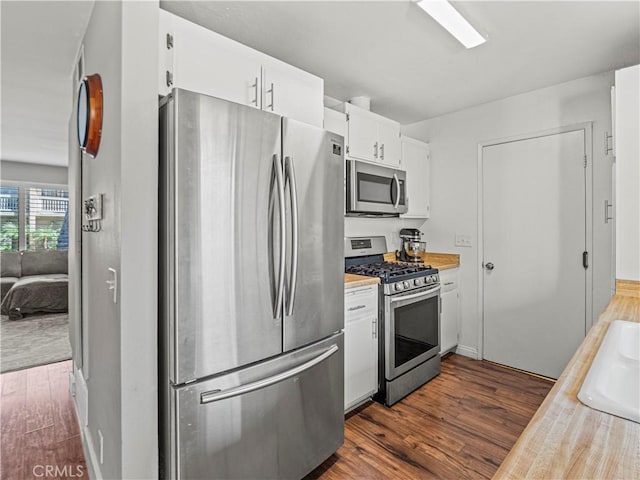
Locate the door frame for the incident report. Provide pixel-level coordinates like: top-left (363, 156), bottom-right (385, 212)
top-left (476, 122), bottom-right (594, 361)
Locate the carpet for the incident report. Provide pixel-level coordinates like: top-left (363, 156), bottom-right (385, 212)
top-left (1, 313), bottom-right (71, 373)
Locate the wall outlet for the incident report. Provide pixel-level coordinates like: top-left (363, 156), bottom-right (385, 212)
top-left (455, 234), bottom-right (472, 247)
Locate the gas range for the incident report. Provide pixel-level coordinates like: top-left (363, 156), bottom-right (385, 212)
top-left (344, 235), bottom-right (442, 407)
top-left (345, 258), bottom-right (439, 295)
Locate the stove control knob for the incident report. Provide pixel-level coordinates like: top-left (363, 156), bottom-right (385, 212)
top-left (403, 281), bottom-right (410, 289)
top-left (394, 283), bottom-right (404, 292)
top-left (414, 278), bottom-right (422, 286)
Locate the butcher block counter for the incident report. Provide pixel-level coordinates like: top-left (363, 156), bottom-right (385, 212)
top-left (494, 288), bottom-right (640, 480)
top-left (382, 252), bottom-right (460, 271)
top-left (344, 274), bottom-right (380, 288)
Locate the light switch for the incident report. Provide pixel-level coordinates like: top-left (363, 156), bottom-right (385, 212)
top-left (106, 268), bottom-right (117, 303)
top-left (455, 234), bottom-right (472, 247)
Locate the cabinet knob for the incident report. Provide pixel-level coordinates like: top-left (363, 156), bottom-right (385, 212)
top-left (484, 262), bottom-right (495, 271)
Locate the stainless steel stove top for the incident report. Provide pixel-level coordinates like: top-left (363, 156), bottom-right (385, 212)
top-left (344, 236), bottom-right (439, 295)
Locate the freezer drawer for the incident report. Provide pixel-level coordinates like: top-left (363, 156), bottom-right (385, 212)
top-left (167, 333), bottom-right (344, 479)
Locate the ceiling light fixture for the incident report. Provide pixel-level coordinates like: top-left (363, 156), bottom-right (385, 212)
top-left (416, 0), bottom-right (486, 49)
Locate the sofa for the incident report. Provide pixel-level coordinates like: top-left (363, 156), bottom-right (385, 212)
top-left (0, 250), bottom-right (68, 319)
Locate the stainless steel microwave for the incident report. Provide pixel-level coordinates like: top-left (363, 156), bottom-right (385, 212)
top-left (346, 159), bottom-right (408, 215)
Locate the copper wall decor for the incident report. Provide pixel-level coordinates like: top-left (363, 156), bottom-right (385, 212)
top-left (77, 74), bottom-right (103, 158)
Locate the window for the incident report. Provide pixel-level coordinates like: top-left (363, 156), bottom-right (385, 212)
top-left (0, 186), bottom-right (19, 251)
top-left (0, 184), bottom-right (69, 252)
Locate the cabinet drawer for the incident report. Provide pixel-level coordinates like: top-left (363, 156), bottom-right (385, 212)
top-left (345, 285), bottom-right (378, 323)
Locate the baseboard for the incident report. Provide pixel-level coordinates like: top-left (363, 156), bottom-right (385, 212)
top-left (72, 367), bottom-right (103, 480)
top-left (79, 423), bottom-right (103, 480)
top-left (455, 344), bottom-right (479, 359)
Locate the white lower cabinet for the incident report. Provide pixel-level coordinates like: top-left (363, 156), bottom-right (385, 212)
top-left (439, 268), bottom-right (460, 354)
top-left (344, 284), bottom-right (379, 412)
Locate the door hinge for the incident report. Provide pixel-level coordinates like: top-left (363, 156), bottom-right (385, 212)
top-left (166, 33), bottom-right (174, 50)
top-left (584, 155), bottom-right (587, 168)
top-left (346, 145), bottom-right (350, 155)
top-left (166, 71), bottom-right (173, 87)
top-left (604, 132), bottom-right (613, 155)
top-left (583, 251), bottom-right (589, 269)
top-left (346, 113), bottom-right (350, 122)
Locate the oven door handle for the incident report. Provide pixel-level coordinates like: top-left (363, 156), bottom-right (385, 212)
top-left (390, 285), bottom-right (441, 303)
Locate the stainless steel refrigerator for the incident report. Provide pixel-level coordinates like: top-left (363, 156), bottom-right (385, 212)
top-left (159, 89), bottom-right (345, 479)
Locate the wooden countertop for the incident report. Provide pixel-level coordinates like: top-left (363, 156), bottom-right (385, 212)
top-left (421, 252), bottom-right (460, 271)
top-left (382, 251), bottom-right (460, 271)
top-left (493, 289), bottom-right (640, 479)
top-left (344, 274), bottom-right (380, 288)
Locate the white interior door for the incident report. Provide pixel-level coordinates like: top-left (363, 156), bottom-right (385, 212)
top-left (482, 129), bottom-right (587, 379)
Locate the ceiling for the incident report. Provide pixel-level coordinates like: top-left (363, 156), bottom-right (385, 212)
top-left (1, 1), bottom-right (94, 167)
top-left (162, 1), bottom-right (640, 123)
top-left (1, 1), bottom-right (638, 167)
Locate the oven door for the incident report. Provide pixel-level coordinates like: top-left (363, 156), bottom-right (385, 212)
top-left (347, 160), bottom-right (407, 215)
top-left (384, 285), bottom-right (440, 380)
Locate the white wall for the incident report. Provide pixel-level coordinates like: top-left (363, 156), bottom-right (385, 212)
top-left (403, 72), bottom-right (614, 358)
top-left (0, 159), bottom-right (67, 185)
top-left (615, 65), bottom-right (640, 281)
top-left (70, 2), bottom-right (158, 478)
top-left (345, 217), bottom-right (426, 253)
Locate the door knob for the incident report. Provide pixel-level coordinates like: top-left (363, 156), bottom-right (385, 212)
top-left (485, 262), bottom-right (495, 271)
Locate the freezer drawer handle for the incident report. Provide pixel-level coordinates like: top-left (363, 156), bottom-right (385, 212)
top-left (199, 344), bottom-right (339, 404)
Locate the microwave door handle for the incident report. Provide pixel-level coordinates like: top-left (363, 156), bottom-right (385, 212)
top-left (390, 285), bottom-right (441, 303)
top-left (392, 174), bottom-right (400, 209)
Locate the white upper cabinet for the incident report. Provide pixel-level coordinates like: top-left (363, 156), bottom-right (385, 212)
top-left (377, 118), bottom-right (401, 167)
top-left (344, 105), bottom-right (380, 163)
top-left (339, 103), bottom-right (401, 167)
top-left (261, 59), bottom-right (324, 128)
top-left (400, 136), bottom-right (431, 219)
top-left (159, 10), bottom-right (324, 127)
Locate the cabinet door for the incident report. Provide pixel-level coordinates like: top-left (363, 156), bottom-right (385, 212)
top-left (262, 60), bottom-right (324, 127)
top-left (164, 10), bottom-right (262, 107)
top-left (400, 136), bottom-right (430, 218)
top-left (346, 106), bottom-right (379, 163)
top-left (159, 10), bottom-right (174, 96)
top-left (378, 119), bottom-right (401, 167)
top-left (344, 285), bottom-right (378, 411)
top-left (439, 269), bottom-right (459, 354)
top-left (344, 316), bottom-right (378, 411)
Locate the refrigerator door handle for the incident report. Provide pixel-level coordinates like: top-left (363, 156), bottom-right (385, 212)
top-left (273, 154), bottom-right (286, 319)
top-left (284, 156), bottom-right (299, 316)
top-left (200, 344), bottom-right (339, 404)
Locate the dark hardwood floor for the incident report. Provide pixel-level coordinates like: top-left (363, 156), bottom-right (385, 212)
top-left (306, 354), bottom-right (554, 480)
top-left (1, 360), bottom-right (87, 480)
top-left (0, 355), bottom-right (552, 480)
